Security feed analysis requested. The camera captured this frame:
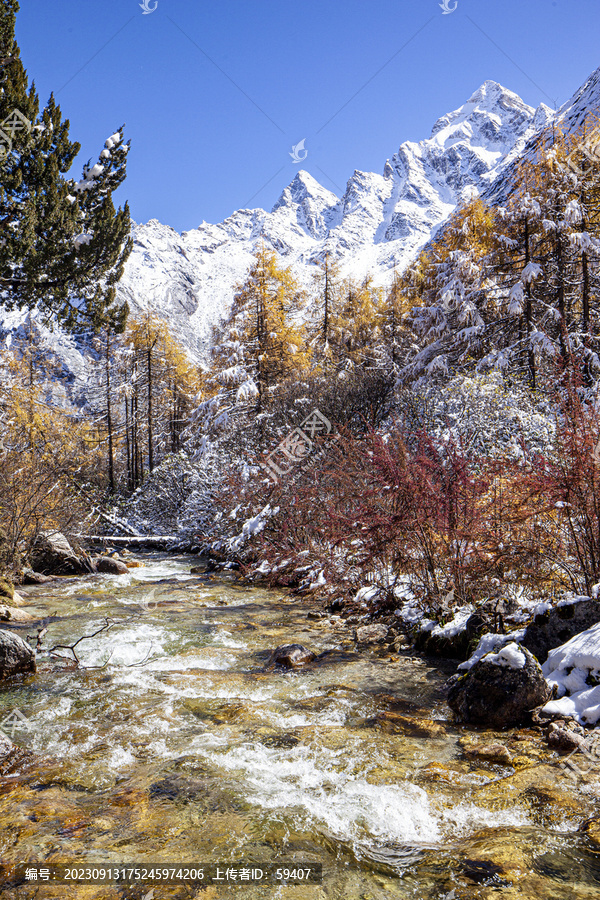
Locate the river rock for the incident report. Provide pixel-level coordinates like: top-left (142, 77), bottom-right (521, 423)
top-left (149, 775), bottom-right (208, 802)
top-left (580, 817), bottom-right (600, 849)
top-left (0, 606), bottom-right (37, 623)
top-left (546, 721), bottom-right (588, 753)
top-left (268, 645), bottom-right (316, 669)
top-left (20, 568), bottom-right (54, 585)
top-left (95, 556), bottom-right (129, 575)
top-left (372, 710), bottom-right (446, 738)
top-left (0, 629), bottom-right (36, 678)
top-left (460, 740), bottom-right (513, 765)
top-left (448, 643), bottom-right (551, 728)
top-left (355, 624), bottom-right (389, 644)
top-left (0, 580), bottom-right (26, 608)
top-left (522, 599), bottom-right (600, 663)
top-left (30, 531), bottom-right (94, 576)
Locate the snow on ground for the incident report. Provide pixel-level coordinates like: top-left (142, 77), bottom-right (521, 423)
top-left (428, 605), bottom-right (475, 638)
top-left (542, 622), bottom-right (600, 725)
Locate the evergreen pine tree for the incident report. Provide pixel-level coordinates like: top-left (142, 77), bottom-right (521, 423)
top-left (0, 1), bottom-right (131, 329)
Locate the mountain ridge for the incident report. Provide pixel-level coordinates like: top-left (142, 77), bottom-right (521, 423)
top-left (117, 77), bottom-right (560, 360)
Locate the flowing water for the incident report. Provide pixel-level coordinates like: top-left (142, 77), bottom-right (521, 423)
top-left (1, 554), bottom-right (600, 899)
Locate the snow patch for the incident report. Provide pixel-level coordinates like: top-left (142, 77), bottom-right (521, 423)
top-left (484, 642), bottom-right (527, 669)
top-left (542, 622), bottom-right (600, 724)
top-left (459, 630), bottom-right (526, 671)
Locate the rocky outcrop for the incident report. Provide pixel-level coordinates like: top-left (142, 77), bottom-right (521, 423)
top-left (30, 532), bottom-right (94, 576)
top-left (268, 645), bottom-right (316, 669)
top-left (522, 599), bottom-right (600, 663)
top-left (95, 556), bottom-right (129, 575)
top-left (0, 629), bottom-right (36, 678)
top-left (448, 642), bottom-right (551, 728)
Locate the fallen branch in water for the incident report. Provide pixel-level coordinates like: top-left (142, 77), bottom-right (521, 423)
top-left (45, 617), bottom-right (116, 666)
top-left (40, 616), bottom-right (155, 669)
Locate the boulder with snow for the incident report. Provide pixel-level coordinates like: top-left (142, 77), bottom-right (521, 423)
top-left (541, 621), bottom-right (600, 725)
top-left (458, 631), bottom-right (526, 671)
top-left (522, 597), bottom-right (600, 663)
top-left (0, 629), bottom-right (36, 679)
top-left (448, 642), bottom-right (551, 728)
top-left (415, 606), bottom-right (475, 658)
top-left (30, 531), bottom-right (94, 576)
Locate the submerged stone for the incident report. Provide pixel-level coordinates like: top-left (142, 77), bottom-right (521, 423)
top-left (460, 741), bottom-right (513, 765)
top-left (268, 644), bottom-right (316, 669)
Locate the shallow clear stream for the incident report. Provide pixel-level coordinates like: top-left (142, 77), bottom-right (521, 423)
top-left (1, 554), bottom-right (600, 899)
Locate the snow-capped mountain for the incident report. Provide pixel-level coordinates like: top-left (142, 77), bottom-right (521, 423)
top-left (118, 80), bottom-right (555, 359)
top-left (4, 64), bottom-right (600, 395)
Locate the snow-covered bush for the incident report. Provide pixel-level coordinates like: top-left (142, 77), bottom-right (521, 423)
top-left (402, 371), bottom-right (555, 460)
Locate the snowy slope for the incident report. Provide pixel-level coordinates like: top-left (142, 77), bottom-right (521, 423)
top-left (485, 64), bottom-right (600, 205)
top-left (118, 80), bottom-right (554, 360)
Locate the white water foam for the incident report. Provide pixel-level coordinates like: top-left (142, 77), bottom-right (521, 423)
top-left (190, 740), bottom-right (529, 850)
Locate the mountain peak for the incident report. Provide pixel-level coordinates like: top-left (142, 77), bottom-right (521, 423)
top-left (466, 80), bottom-right (517, 105)
top-left (558, 63), bottom-right (600, 133)
top-left (430, 81), bottom-right (534, 143)
top-left (271, 170), bottom-right (338, 213)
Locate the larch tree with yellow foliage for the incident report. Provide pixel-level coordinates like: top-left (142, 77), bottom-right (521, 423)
top-left (210, 245), bottom-right (309, 413)
top-left (118, 312), bottom-right (200, 490)
top-left (0, 346), bottom-right (102, 566)
top-left (325, 275), bottom-right (383, 373)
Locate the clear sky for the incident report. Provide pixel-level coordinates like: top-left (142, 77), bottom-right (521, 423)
top-left (14, 0), bottom-right (600, 232)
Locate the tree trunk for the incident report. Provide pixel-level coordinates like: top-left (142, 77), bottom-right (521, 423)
top-left (124, 396), bottom-right (132, 492)
top-left (105, 331), bottom-right (115, 493)
top-left (147, 347), bottom-right (154, 473)
top-left (524, 219), bottom-right (536, 390)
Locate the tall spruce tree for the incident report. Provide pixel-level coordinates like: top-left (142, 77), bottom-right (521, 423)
top-left (0, 1), bottom-right (131, 330)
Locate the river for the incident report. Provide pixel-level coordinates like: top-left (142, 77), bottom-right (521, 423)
top-left (0, 553), bottom-right (599, 899)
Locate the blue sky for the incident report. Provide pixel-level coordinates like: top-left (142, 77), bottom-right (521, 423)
top-left (15, 0), bottom-right (600, 232)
